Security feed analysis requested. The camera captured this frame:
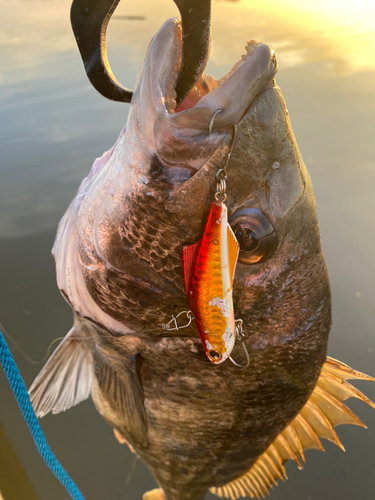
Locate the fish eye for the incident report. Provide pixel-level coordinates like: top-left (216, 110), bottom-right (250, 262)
top-left (235, 228), bottom-right (260, 252)
top-left (230, 208), bottom-right (278, 264)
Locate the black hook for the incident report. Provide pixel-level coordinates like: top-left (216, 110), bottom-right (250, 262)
top-left (70, 0), bottom-right (211, 105)
top-left (173, 0), bottom-right (211, 106)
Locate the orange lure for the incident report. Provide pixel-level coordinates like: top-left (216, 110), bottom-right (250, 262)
top-left (183, 201), bottom-right (240, 364)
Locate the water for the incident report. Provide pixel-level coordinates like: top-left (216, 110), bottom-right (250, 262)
top-left (0, 0), bottom-right (374, 498)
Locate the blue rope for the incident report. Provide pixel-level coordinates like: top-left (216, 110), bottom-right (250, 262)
top-left (0, 329), bottom-right (85, 500)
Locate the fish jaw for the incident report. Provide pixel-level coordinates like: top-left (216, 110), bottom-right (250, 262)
top-left (128, 18), bottom-right (278, 172)
top-left (183, 202), bottom-right (239, 363)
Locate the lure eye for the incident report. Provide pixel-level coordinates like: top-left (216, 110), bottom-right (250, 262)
top-left (230, 208), bottom-right (278, 264)
top-left (209, 350), bottom-right (221, 361)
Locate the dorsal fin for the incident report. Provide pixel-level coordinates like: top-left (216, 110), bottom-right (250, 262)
top-left (182, 241), bottom-right (201, 294)
top-left (227, 224), bottom-right (240, 283)
top-left (210, 357), bottom-right (375, 499)
top-left (29, 314), bottom-right (94, 418)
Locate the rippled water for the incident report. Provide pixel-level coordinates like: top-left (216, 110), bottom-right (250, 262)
top-left (0, 0), bottom-right (374, 498)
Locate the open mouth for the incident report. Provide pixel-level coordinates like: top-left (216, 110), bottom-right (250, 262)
top-left (161, 20), bottom-right (278, 134)
top-left (71, 0), bottom-right (277, 175)
top-left (145, 19), bottom-right (277, 172)
top-left (175, 39), bottom-right (271, 114)
top-left (71, 0), bottom-right (277, 138)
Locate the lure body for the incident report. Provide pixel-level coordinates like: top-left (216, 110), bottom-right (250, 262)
top-left (183, 201), bottom-right (239, 363)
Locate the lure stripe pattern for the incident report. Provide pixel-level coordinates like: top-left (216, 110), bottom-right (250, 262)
top-left (210, 357), bottom-right (375, 499)
top-left (0, 329), bottom-right (85, 500)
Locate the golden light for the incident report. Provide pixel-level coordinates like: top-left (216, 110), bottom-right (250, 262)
top-left (206, 0), bottom-right (375, 73)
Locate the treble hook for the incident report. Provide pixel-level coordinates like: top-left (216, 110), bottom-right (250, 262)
top-left (229, 319), bottom-right (250, 369)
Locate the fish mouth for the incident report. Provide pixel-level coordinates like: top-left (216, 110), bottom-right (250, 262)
top-left (168, 20), bottom-right (278, 119)
top-left (142, 19), bottom-right (278, 171)
top-left (172, 30), bottom-right (275, 116)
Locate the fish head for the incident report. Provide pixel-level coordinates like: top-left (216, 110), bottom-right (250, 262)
top-left (223, 87), bottom-right (331, 372)
top-left (54, 16), bottom-right (330, 370)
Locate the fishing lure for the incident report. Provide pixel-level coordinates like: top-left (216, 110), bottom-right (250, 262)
top-left (183, 201), bottom-right (239, 363)
top-left (181, 125), bottom-right (248, 365)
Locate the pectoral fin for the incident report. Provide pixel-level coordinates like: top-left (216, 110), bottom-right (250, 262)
top-left (93, 350), bottom-right (149, 448)
top-left (29, 314), bottom-right (94, 418)
top-left (210, 357), bottom-right (375, 499)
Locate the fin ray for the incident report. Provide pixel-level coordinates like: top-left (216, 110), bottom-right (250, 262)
top-left (29, 316), bottom-right (94, 418)
top-left (317, 372), bottom-right (375, 410)
top-left (301, 400), bottom-right (345, 451)
top-left (210, 357), bottom-right (375, 499)
top-left (282, 424), bottom-right (304, 462)
top-left (323, 357), bottom-right (375, 382)
top-left (311, 385), bottom-right (366, 428)
top-left (293, 414), bottom-right (325, 451)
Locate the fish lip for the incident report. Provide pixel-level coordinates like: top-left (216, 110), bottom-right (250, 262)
top-left (148, 24), bottom-right (277, 178)
top-left (135, 20), bottom-right (277, 183)
top-left (169, 36), bottom-right (277, 115)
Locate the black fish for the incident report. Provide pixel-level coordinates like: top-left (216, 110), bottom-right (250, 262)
top-left (29, 18), bottom-right (375, 500)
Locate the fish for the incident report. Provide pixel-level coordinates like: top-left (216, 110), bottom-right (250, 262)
top-left (29, 17), bottom-right (375, 500)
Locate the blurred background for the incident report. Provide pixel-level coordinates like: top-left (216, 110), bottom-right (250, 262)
top-left (0, 0), bottom-right (374, 498)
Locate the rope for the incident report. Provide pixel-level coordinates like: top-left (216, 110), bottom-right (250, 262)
top-left (0, 329), bottom-right (85, 500)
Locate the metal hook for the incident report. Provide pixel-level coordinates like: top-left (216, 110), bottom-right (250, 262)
top-left (229, 319), bottom-right (250, 368)
top-left (208, 109), bottom-right (224, 137)
top-left (225, 124), bottom-right (238, 168)
top-left (163, 311), bottom-right (194, 332)
top-left (214, 124), bottom-right (238, 202)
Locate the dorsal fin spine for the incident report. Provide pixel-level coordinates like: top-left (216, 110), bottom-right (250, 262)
top-left (210, 356), bottom-right (375, 499)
